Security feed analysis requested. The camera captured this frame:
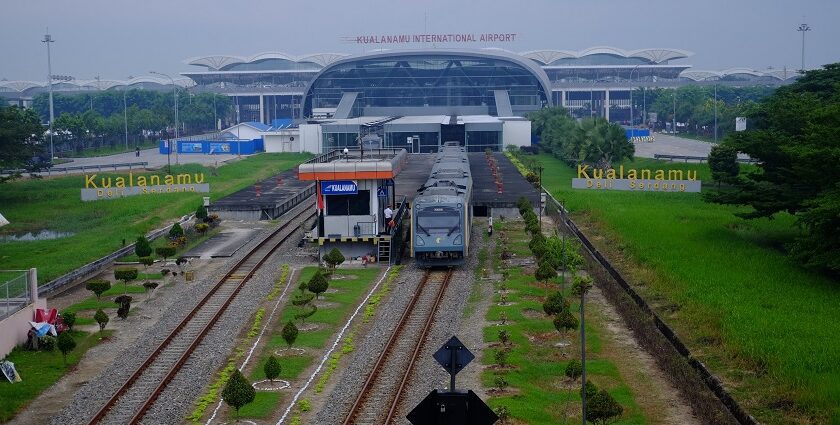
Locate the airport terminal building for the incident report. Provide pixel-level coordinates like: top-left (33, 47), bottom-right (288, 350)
top-left (1, 46), bottom-right (800, 153)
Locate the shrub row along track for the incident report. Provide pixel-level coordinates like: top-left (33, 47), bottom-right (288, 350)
top-left (86, 200), bottom-right (315, 425)
top-left (343, 268), bottom-right (454, 425)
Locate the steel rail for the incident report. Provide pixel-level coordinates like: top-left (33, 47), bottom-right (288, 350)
top-left (86, 201), bottom-right (314, 425)
top-left (343, 268), bottom-right (453, 425)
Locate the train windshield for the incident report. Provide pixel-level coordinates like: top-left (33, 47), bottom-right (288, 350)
top-left (417, 207), bottom-right (460, 235)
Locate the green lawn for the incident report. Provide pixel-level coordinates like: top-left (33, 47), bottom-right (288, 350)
top-left (0, 330), bottom-right (113, 422)
top-left (0, 153), bottom-right (311, 284)
top-left (483, 219), bottom-right (645, 424)
top-left (533, 153), bottom-right (840, 424)
top-left (234, 267), bottom-right (382, 421)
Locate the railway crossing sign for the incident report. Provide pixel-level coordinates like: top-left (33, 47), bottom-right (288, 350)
top-left (407, 335), bottom-right (497, 424)
top-left (433, 335), bottom-right (474, 382)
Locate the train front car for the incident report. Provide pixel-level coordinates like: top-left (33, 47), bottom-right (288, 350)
top-left (412, 144), bottom-right (472, 267)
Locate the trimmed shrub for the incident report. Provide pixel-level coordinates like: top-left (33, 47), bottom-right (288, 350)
top-left (534, 261), bottom-right (556, 283)
top-left (57, 332), bottom-right (76, 365)
top-left (195, 223), bottom-right (210, 235)
top-left (588, 388), bottom-right (624, 424)
top-left (168, 222), bottom-right (184, 239)
top-left (135, 236), bottom-right (152, 258)
top-left (94, 309), bottom-right (109, 331)
top-left (264, 355), bottom-right (281, 382)
top-left (323, 248), bottom-right (345, 270)
top-left (139, 256), bottom-right (154, 270)
top-left (61, 311), bottom-right (76, 331)
top-left (307, 271), bottom-right (329, 299)
top-left (543, 291), bottom-right (568, 316)
top-left (282, 321), bottom-right (299, 348)
top-left (85, 279), bottom-right (111, 301)
top-left (40, 335), bottom-right (56, 351)
top-left (114, 268), bottom-right (138, 294)
top-left (114, 295), bottom-right (132, 320)
top-left (195, 204), bottom-right (208, 220)
top-left (554, 309), bottom-right (579, 334)
top-left (156, 246), bottom-right (176, 262)
top-left (494, 375), bottom-right (509, 391)
top-left (222, 369), bottom-right (256, 416)
top-left (565, 359), bottom-right (582, 381)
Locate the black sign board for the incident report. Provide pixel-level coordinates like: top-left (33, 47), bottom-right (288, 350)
top-left (407, 390), bottom-right (498, 425)
top-left (433, 335), bottom-right (474, 378)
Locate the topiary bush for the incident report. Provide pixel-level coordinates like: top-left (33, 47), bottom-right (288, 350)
top-left (264, 355), bottom-right (281, 382)
top-left (135, 236), bottom-right (152, 258)
top-left (114, 295), bottom-right (132, 320)
top-left (168, 222), bottom-right (184, 239)
top-left (94, 309), bottom-right (109, 332)
top-left (565, 359), bottom-right (582, 381)
top-left (114, 268), bottom-right (138, 294)
top-left (61, 311), bottom-right (76, 331)
top-left (139, 256), bottom-right (154, 270)
top-left (307, 271), bottom-right (329, 299)
top-left (85, 279), bottom-right (111, 301)
top-left (282, 321), bottom-right (299, 348)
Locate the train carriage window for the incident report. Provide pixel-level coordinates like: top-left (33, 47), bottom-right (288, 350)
top-left (417, 206), bottom-right (460, 235)
top-left (326, 190), bottom-right (370, 215)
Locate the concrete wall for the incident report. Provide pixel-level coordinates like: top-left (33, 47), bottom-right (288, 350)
top-left (0, 269), bottom-right (45, 358)
top-left (264, 132), bottom-right (300, 153)
top-left (502, 120), bottom-right (532, 147)
top-left (299, 124), bottom-right (322, 154)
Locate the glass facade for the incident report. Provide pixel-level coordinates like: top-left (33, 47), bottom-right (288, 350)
top-left (304, 54), bottom-right (550, 118)
top-left (466, 131), bottom-right (502, 152)
top-left (322, 132), bottom-right (359, 151)
top-left (384, 131), bottom-right (440, 153)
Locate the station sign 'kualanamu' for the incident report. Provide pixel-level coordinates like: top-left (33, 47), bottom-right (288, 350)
top-left (81, 172), bottom-right (210, 201)
top-left (572, 164), bottom-right (701, 193)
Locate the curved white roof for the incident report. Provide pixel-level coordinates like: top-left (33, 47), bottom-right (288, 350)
top-left (680, 68), bottom-right (800, 81)
top-left (184, 52), bottom-right (350, 70)
top-left (521, 47), bottom-right (692, 64)
top-left (0, 76), bottom-right (195, 93)
top-left (185, 47), bottom-right (691, 71)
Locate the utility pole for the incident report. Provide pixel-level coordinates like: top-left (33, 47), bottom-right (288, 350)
top-left (714, 85), bottom-right (718, 143)
top-left (123, 88), bottom-right (129, 150)
top-left (797, 23), bottom-right (811, 72)
top-left (672, 91), bottom-right (677, 135)
top-left (42, 31), bottom-right (55, 159)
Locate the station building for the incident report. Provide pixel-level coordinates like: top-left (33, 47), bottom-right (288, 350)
top-left (297, 148), bottom-right (410, 263)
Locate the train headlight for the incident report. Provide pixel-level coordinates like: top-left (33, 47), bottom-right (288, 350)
top-left (415, 236), bottom-right (425, 246)
top-left (453, 235), bottom-right (462, 245)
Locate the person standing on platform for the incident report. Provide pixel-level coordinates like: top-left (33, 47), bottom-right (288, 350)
top-left (384, 206), bottom-right (393, 232)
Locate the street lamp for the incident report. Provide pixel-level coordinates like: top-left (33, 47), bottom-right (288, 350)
top-left (629, 65), bottom-right (641, 137)
top-left (150, 71), bottom-right (179, 165)
top-left (797, 23), bottom-right (811, 72)
top-left (123, 87), bottom-right (129, 151)
top-left (41, 31), bottom-right (55, 160)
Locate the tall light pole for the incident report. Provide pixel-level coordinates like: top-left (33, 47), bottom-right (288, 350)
top-left (797, 23), bottom-right (811, 72)
top-left (629, 65), bottom-right (640, 137)
top-left (42, 31), bottom-right (55, 159)
top-left (672, 90), bottom-right (677, 135)
top-left (123, 88), bottom-right (129, 150)
top-left (151, 71), bottom-right (179, 165)
top-left (714, 84), bottom-right (718, 143)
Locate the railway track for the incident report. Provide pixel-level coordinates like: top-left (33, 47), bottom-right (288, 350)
top-left (343, 268), bottom-right (454, 425)
top-left (85, 200), bottom-right (315, 425)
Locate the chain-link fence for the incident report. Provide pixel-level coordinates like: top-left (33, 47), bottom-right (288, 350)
top-left (0, 271), bottom-right (30, 321)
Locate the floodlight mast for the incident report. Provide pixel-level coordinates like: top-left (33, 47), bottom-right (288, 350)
top-left (42, 31), bottom-right (55, 160)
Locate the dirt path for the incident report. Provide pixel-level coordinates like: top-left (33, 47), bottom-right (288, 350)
top-left (588, 285), bottom-right (700, 425)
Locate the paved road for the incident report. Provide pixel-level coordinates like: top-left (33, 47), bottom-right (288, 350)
top-left (633, 133), bottom-right (714, 158)
top-left (54, 148), bottom-right (251, 173)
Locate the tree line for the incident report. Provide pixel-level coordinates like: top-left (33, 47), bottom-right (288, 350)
top-left (31, 90), bottom-right (232, 156)
top-left (641, 85), bottom-right (775, 139)
top-left (706, 63), bottom-right (840, 274)
top-left (528, 108), bottom-right (635, 169)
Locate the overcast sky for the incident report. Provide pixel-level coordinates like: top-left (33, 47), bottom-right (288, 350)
top-left (1, 0), bottom-right (838, 81)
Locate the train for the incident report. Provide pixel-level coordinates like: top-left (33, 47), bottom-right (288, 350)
top-left (410, 142), bottom-right (473, 267)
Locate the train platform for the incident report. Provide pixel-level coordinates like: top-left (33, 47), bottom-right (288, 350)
top-left (182, 227), bottom-right (261, 259)
top-left (468, 152), bottom-right (539, 216)
top-left (392, 154), bottom-right (436, 204)
top-left (209, 168), bottom-right (315, 220)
